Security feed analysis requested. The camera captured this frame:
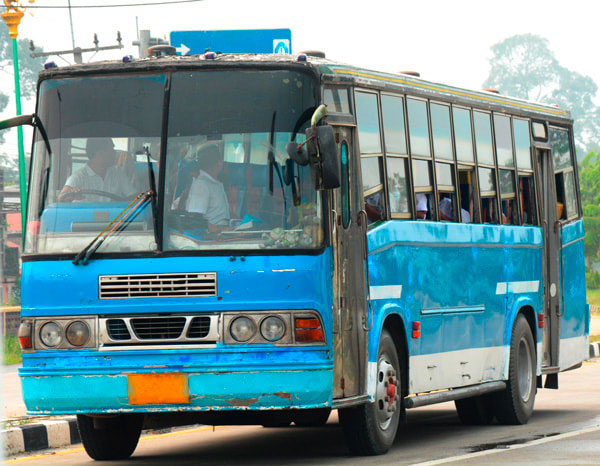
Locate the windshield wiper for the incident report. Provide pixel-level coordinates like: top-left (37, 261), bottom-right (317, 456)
top-left (72, 191), bottom-right (152, 265)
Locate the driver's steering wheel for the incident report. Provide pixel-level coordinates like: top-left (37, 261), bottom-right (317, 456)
top-left (60, 189), bottom-right (127, 202)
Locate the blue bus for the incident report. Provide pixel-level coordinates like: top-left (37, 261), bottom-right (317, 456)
top-left (6, 51), bottom-right (588, 459)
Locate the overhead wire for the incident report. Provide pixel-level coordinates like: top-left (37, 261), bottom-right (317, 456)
top-left (18, 0), bottom-right (205, 8)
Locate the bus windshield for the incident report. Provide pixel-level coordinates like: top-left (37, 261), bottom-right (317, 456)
top-left (25, 69), bottom-right (321, 255)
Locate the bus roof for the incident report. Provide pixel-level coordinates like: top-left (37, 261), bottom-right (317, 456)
top-left (38, 53), bottom-right (572, 124)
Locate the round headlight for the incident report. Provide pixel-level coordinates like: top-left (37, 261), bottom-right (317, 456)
top-left (230, 316), bottom-right (257, 342)
top-left (66, 321), bottom-right (90, 347)
top-left (260, 316), bottom-right (286, 342)
top-left (39, 322), bottom-right (63, 348)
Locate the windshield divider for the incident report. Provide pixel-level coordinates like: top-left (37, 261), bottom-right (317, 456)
top-left (156, 72), bottom-right (172, 251)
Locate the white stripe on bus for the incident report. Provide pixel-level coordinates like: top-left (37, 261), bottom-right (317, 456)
top-left (496, 280), bottom-right (539, 295)
top-left (369, 285), bottom-right (402, 300)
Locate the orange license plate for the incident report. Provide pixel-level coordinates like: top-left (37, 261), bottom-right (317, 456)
top-left (128, 373), bottom-right (190, 405)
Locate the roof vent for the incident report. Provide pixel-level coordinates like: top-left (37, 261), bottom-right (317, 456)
top-left (400, 71), bottom-right (420, 77)
top-left (298, 50), bottom-right (325, 58)
top-left (482, 88), bottom-right (500, 94)
top-left (148, 45), bottom-right (177, 57)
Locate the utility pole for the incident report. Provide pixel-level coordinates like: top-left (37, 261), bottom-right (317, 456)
top-left (1, 0), bottom-right (28, 240)
top-left (133, 30), bottom-right (168, 58)
top-left (30, 32), bottom-right (124, 65)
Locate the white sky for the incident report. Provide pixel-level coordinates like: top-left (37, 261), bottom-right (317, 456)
top-left (1, 0), bottom-right (599, 155)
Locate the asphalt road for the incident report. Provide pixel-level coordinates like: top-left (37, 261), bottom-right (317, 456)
top-left (8, 357), bottom-right (600, 465)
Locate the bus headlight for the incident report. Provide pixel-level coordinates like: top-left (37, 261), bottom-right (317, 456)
top-left (66, 321), bottom-right (90, 346)
top-left (230, 316), bottom-right (257, 342)
top-left (39, 322), bottom-right (63, 347)
top-left (260, 316), bottom-right (286, 342)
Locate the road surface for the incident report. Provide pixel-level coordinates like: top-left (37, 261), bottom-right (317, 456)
top-left (8, 358), bottom-right (600, 465)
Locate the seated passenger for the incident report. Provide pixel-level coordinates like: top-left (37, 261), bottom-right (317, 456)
top-left (439, 196), bottom-right (471, 222)
top-left (58, 138), bottom-right (135, 202)
top-left (416, 193), bottom-right (428, 219)
top-left (181, 144), bottom-right (231, 229)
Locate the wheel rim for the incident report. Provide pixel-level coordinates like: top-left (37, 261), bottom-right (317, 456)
top-left (375, 353), bottom-right (398, 431)
top-left (517, 336), bottom-right (533, 402)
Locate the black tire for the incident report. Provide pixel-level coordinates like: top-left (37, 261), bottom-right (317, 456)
top-left (293, 408), bottom-right (331, 427)
top-left (492, 314), bottom-right (537, 424)
top-left (77, 414), bottom-right (144, 461)
top-left (339, 329), bottom-right (401, 455)
top-left (455, 394), bottom-right (494, 425)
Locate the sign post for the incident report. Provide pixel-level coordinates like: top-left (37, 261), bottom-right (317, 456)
top-left (170, 29), bottom-right (292, 56)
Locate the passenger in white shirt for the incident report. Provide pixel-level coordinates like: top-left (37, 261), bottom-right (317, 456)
top-left (58, 138), bottom-right (135, 202)
top-left (183, 144), bottom-right (230, 229)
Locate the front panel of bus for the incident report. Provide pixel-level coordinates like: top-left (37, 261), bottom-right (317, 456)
top-left (19, 67), bottom-right (335, 414)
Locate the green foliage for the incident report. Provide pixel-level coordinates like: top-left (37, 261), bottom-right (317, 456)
top-left (2, 336), bottom-right (22, 365)
top-left (584, 217), bottom-right (600, 262)
top-left (587, 270), bottom-right (600, 289)
top-left (484, 34), bottom-right (600, 155)
top-left (579, 152), bottom-right (600, 207)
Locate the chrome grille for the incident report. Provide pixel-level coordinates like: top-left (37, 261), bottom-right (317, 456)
top-left (106, 319), bottom-right (130, 340)
top-left (99, 314), bottom-right (219, 349)
top-left (187, 317), bottom-right (211, 339)
top-left (99, 273), bottom-right (217, 299)
top-left (131, 317), bottom-right (186, 340)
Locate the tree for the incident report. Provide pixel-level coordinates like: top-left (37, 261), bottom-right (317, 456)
top-left (484, 34), bottom-right (600, 156)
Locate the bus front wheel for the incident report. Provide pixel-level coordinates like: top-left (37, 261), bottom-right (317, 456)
top-left (339, 329), bottom-right (401, 455)
top-left (492, 314), bottom-right (537, 424)
top-left (77, 413), bottom-right (144, 460)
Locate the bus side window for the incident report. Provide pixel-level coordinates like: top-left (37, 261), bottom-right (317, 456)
top-left (499, 170), bottom-right (517, 225)
top-left (479, 167), bottom-right (499, 224)
top-left (549, 127), bottom-right (578, 220)
top-left (436, 162), bottom-right (457, 222)
top-left (519, 175), bottom-right (537, 225)
top-left (458, 168), bottom-right (475, 223)
top-left (412, 159), bottom-right (433, 220)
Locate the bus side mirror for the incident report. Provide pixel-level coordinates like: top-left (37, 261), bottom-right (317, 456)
top-left (305, 125), bottom-right (340, 190)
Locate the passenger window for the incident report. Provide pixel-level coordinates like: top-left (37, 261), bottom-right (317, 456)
top-left (437, 162), bottom-right (457, 222)
top-left (499, 170), bottom-right (517, 224)
top-left (494, 114), bottom-right (514, 168)
top-left (324, 87), bottom-right (350, 113)
top-left (479, 167), bottom-right (498, 224)
top-left (361, 156), bottom-right (385, 225)
top-left (458, 168), bottom-right (475, 223)
top-left (519, 175), bottom-right (537, 226)
top-left (430, 103), bottom-right (453, 160)
top-left (341, 142), bottom-right (350, 228)
top-left (412, 159), bottom-right (432, 187)
top-left (355, 92), bottom-right (382, 154)
top-left (387, 157), bottom-right (411, 216)
top-left (563, 171), bottom-right (578, 219)
top-left (415, 193), bottom-right (433, 220)
top-left (474, 111), bottom-right (494, 165)
top-left (549, 128), bottom-right (573, 170)
top-left (550, 127), bottom-right (577, 220)
top-left (453, 107), bottom-right (474, 163)
top-left (413, 159), bottom-right (434, 220)
top-left (407, 98), bottom-right (430, 157)
top-left (381, 95), bottom-right (407, 154)
top-left (365, 191), bottom-right (385, 224)
top-left (513, 119), bottom-right (532, 170)
top-left (361, 157), bottom-right (383, 191)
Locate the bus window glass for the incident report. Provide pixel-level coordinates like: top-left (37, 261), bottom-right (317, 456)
top-left (502, 199), bottom-right (517, 225)
top-left (26, 75), bottom-right (166, 255)
top-left (324, 87), bottom-right (350, 113)
top-left (412, 159), bottom-right (432, 187)
top-left (549, 128), bottom-right (572, 170)
top-left (481, 197), bottom-right (499, 224)
top-left (407, 98), bottom-right (430, 157)
top-left (439, 194), bottom-right (458, 222)
top-left (453, 107), bottom-right (474, 162)
top-left (494, 114), bottom-right (514, 168)
top-left (365, 190), bottom-right (385, 224)
top-left (519, 175), bottom-right (537, 225)
top-left (513, 119), bottom-right (532, 170)
top-left (499, 170), bottom-right (515, 196)
top-left (381, 95), bottom-right (407, 154)
top-left (165, 70), bottom-right (322, 251)
top-left (415, 193), bottom-right (433, 220)
top-left (341, 142), bottom-right (350, 228)
top-left (387, 157), bottom-right (410, 214)
top-left (474, 111), bottom-right (494, 165)
top-left (564, 171), bottom-right (578, 218)
top-left (458, 169), bottom-right (474, 222)
top-left (436, 162), bottom-right (453, 189)
top-left (361, 157), bottom-right (383, 191)
top-left (430, 103), bottom-right (453, 160)
top-left (478, 167), bottom-right (496, 193)
top-left (355, 92), bottom-right (382, 154)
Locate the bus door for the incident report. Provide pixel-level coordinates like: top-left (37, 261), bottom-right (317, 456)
top-left (331, 126), bottom-right (368, 399)
top-left (535, 147), bottom-right (561, 369)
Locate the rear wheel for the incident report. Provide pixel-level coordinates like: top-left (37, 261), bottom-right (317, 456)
top-left (293, 408), bottom-right (331, 427)
top-left (455, 394), bottom-right (494, 425)
top-left (339, 329), bottom-right (401, 455)
top-left (492, 314), bottom-right (536, 424)
top-left (77, 414), bottom-right (143, 460)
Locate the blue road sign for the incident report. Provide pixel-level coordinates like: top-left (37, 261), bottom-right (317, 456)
top-left (170, 29), bottom-right (292, 56)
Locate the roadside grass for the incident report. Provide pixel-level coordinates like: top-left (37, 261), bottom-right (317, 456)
top-left (3, 335), bottom-right (22, 365)
top-left (588, 289), bottom-right (600, 312)
top-left (591, 334), bottom-right (600, 343)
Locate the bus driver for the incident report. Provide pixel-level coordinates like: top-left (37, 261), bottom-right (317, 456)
top-left (58, 137), bottom-right (135, 202)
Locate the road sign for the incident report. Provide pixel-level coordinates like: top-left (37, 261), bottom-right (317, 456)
top-left (170, 29), bottom-right (292, 56)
